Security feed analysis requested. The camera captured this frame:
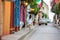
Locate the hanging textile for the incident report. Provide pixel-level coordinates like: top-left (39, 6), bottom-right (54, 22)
top-left (10, 2), bottom-right (14, 28)
top-left (23, 4), bottom-right (26, 23)
top-left (20, 4), bottom-right (26, 23)
top-left (20, 4), bottom-right (24, 22)
top-left (37, 0), bottom-right (43, 8)
top-left (55, 0), bottom-right (59, 4)
top-left (20, 4), bottom-right (26, 27)
top-left (14, 0), bottom-right (20, 27)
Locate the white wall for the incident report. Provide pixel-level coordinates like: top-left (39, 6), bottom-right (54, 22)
top-left (40, 1), bottom-right (49, 15)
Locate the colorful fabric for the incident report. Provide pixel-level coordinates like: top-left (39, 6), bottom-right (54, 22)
top-left (37, 0), bottom-right (42, 8)
top-left (23, 5), bottom-right (26, 23)
top-left (14, 0), bottom-right (20, 27)
top-left (38, 3), bottom-right (42, 8)
top-left (55, 0), bottom-right (59, 3)
top-left (20, 4), bottom-right (26, 23)
top-left (20, 5), bottom-right (24, 21)
top-left (37, 0), bottom-right (41, 4)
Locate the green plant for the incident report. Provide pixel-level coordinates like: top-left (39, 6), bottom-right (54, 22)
top-left (42, 13), bottom-right (48, 18)
top-left (54, 2), bottom-right (60, 14)
top-left (45, 14), bottom-right (48, 18)
top-left (51, 2), bottom-right (60, 14)
top-left (30, 0), bottom-right (40, 15)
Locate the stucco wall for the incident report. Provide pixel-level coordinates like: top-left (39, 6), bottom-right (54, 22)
top-left (0, 0), bottom-right (3, 36)
top-left (41, 2), bottom-right (49, 14)
top-left (3, 1), bottom-right (11, 35)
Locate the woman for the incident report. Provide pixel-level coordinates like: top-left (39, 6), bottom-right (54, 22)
top-left (38, 11), bottom-right (42, 25)
top-left (28, 15), bottom-right (32, 30)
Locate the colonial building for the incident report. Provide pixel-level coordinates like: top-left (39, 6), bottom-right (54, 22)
top-left (40, 1), bottom-right (49, 18)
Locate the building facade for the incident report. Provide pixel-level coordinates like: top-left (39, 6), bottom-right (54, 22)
top-left (40, 1), bottom-right (49, 18)
top-left (0, 0), bottom-right (3, 40)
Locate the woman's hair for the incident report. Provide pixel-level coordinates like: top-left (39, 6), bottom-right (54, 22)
top-left (29, 15), bottom-right (32, 19)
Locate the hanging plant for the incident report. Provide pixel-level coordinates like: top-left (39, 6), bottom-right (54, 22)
top-left (30, 0), bottom-right (40, 15)
top-left (42, 13), bottom-right (48, 18)
top-left (51, 2), bottom-right (60, 14)
top-left (54, 2), bottom-right (60, 14)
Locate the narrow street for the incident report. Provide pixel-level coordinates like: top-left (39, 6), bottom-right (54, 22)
top-left (20, 23), bottom-right (60, 40)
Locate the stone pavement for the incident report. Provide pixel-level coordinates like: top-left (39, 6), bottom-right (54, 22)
top-left (21, 23), bottom-right (60, 40)
top-left (2, 25), bottom-right (37, 40)
top-left (53, 24), bottom-right (60, 29)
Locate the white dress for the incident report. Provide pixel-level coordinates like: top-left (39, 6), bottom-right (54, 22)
top-left (28, 18), bottom-right (32, 25)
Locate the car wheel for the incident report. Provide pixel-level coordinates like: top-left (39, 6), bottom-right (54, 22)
top-left (39, 23), bottom-right (41, 25)
top-left (45, 23), bottom-right (47, 25)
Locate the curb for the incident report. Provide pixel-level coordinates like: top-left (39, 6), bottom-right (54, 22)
top-left (2, 25), bottom-right (37, 40)
top-left (18, 25), bottom-right (37, 40)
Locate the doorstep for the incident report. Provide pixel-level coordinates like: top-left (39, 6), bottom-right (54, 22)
top-left (2, 25), bottom-right (37, 40)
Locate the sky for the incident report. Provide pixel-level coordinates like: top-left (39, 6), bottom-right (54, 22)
top-left (43, 0), bottom-right (55, 22)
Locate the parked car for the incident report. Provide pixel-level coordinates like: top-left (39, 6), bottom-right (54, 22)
top-left (38, 18), bottom-right (48, 25)
top-left (46, 19), bottom-right (51, 23)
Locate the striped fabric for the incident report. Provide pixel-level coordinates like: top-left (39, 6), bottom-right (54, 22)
top-left (20, 4), bottom-right (26, 23)
top-left (20, 5), bottom-right (24, 21)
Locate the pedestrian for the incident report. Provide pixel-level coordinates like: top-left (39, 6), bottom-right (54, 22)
top-left (28, 15), bottom-right (32, 30)
top-left (38, 11), bottom-right (42, 24)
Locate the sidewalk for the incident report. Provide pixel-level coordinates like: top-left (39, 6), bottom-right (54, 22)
top-left (2, 25), bottom-right (37, 40)
top-left (53, 24), bottom-right (60, 29)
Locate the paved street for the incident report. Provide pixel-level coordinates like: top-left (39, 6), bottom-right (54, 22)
top-left (20, 23), bottom-right (60, 40)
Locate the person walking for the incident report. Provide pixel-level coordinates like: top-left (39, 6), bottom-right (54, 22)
top-left (28, 15), bottom-right (32, 31)
top-left (38, 11), bottom-right (42, 24)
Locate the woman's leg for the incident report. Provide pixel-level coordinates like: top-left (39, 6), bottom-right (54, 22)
top-left (29, 25), bottom-right (31, 31)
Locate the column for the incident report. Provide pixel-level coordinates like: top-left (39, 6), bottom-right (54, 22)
top-left (3, 1), bottom-right (11, 35)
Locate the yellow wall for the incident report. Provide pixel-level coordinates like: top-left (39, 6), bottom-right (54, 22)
top-left (3, 1), bottom-right (11, 35)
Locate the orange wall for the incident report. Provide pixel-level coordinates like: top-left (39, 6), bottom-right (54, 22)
top-left (3, 1), bottom-right (11, 35)
top-left (0, 0), bottom-right (1, 3)
top-left (0, 0), bottom-right (2, 40)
